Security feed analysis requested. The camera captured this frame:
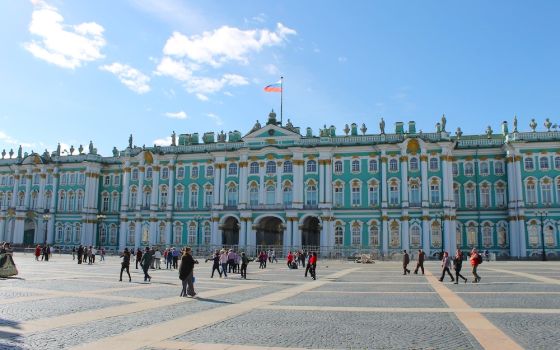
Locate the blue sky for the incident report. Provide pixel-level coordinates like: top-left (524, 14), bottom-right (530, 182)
top-left (1, 0), bottom-right (559, 155)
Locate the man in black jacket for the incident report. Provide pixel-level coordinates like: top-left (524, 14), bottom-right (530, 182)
top-left (179, 247), bottom-right (198, 297)
top-left (414, 249), bottom-right (425, 275)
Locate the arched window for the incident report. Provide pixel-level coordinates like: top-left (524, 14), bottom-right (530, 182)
top-left (525, 179), bottom-right (537, 204)
top-left (528, 222), bottom-right (538, 247)
top-left (129, 187), bottom-right (138, 208)
top-left (480, 162), bottom-right (489, 175)
top-left (266, 161), bottom-right (276, 174)
top-left (389, 221), bottom-right (400, 248)
top-left (64, 226), bottom-right (72, 243)
top-left (266, 184), bottom-right (276, 205)
top-left (480, 184), bottom-right (490, 208)
top-left (283, 184), bottom-right (293, 205)
top-left (541, 179), bottom-right (552, 205)
top-left (333, 182), bottom-right (344, 207)
top-left (283, 161), bottom-right (293, 173)
top-left (128, 222), bottom-right (135, 245)
top-left (17, 191), bottom-right (24, 207)
top-left (205, 165), bottom-right (214, 177)
top-left (142, 223), bottom-right (149, 244)
top-left (250, 162), bottom-right (259, 174)
top-left (159, 222), bottom-right (166, 244)
top-left (524, 157), bottom-right (534, 170)
top-left (494, 161), bottom-right (504, 175)
top-left (429, 157), bottom-right (439, 171)
top-left (58, 191), bottom-right (66, 211)
top-left (389, 159), bottom-right (398, 172)
top-left (495, 183), bottom-right (506, 207)
top-left (369, 159), bottom-right (378, 172)
top-left (431, 221), bottom-right (441, 248)
top-left (482, 223), bottom-right (492, 247)
top-left (30, 191), bottom-right (38, 210)
top-left (351, 159), bottom-right (360, 172)
top-left (161, 167), bottom-right (169, 179)
top-left (56, 224), bottom-right (63, 242)
top-left (305, 183), bottom-right (317, 206)
top-left (351, 181), bottom-right (361, 206)
top-left (99, 224), bottom-right (106, 245)
top-left (203, 222), bottom-right (211, 245)
top-left (351, 222), bottom-right (361, 245)
top-left (191, 166), bottom-right (199, 178)
top-left (389, 180), bottom-right (399, 205)
top-left (74, 223), bottom-right (82, 243)
top-left (306, 160), bottom-right (317, 173)
top-left (464, 162), bottom-right (474, 176)
top-left (227, 184), bottom-right (238, 206)
top-left (102, 192), bottom-right (109, 212)
top-left (146, 167), bottom-right (153, 179)
top-left (173, 222), bottom-right (182, 244)
top-left (409, 181), bottom-right (420, 206)
top-left (430, 180), bottom-right (440, 205)
top-left (131, 168), bottom-right (139, 180)
top-left (334, 160), bottom-right (343, 173)
top-left (228, 163), bottom-right (238, 176)
top-left (112, 192), bottom-right (119, 211)
top-left (204, 186), bottom-right (213, 208)
top-left (175, 185), bottom-right (184, 209)
top-left (545, 225), bottom-right (555, 247)
top-left (334, 225), bottom-right (343, 246)
top-left (76, 191), bottom-right (83, 211)
top-left (44, 191), bottom-right (53, 210)
top-left (368, 182), bottom-right (379, 206)
top-left (188, 222), bottom-right (197, 245)
top-left (190, 186), bottom-right (199, 208)
top-left (465, 184), bottom-right (475, 208)
top-left (540, 156), bottom-right (549, 170)
top-left (497, 225), bottom-right (507, 247)
top-left (467, 223), bottom-right (477, 246)
top-left (369, 223), bottom-right (379, 247)
top-left (109, 224), bottom-right (117, 245)
top-left (249, 184), bottom-right (259, 206)
top-left (177, 166), bottom-right (185, 179)
top-left (410, 225), bottom-right (421, 248)
top-left (409, 157), bottom-right (419, 171)
top-left (452, 163), bottom-right (458, 176)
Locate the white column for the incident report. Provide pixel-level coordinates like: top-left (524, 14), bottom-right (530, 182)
top-left (421, 155), bottom-right (429, 207)
top-left (213, 164), bottom-right (221, 206)
top-left (320, 218), bottom-right (327, 251)
top-left (247, 219), bottom-right (255, 248)
top-left (446, 218), bottom-right (456, 253)
top-left (38, 171), bottom-right (46, 210)
top-left (220, 164), bottom-right (226, 205)
top-left (400, 156), bottom-right (408, 207)
top-left (167, 164), bottom-right (175, 211)
top-left (121, 165), bottom-right (130, 211)
top-left (211, 219), bottom-right (219, 245)
top-left (325, 160), bottom-right (333, 204)
top-left (11, 173), bottom-right (19, 207)
top-left (165, 220), bottom-right (172, 246)
top-left (0, 218), bottom-right (5, 242)
top-left (382, 216), bottom-right (389, 254)
top-left (381, 155), bottom-right (388, 207)
top-left (293, 159), bottom-right (304, 208)
top-left (258, 163), bottom-right (265, 204)
top-left (275, 161), bottom-right (283, 205)
top-left (402, 213), bottom-right (409, 252)
top-left (292, 219), bottom-right (301, 248)
top-left (239, 161), bottom-right (248, 206)
top-left (422, 217), bottom-right (430, 257)
top-left (134, 219), bottom-right (142, 249)
top-left (239, 219), bottom-right (247, 247)
top-left (285, 217), bottom-right (293, 249)
top-left (23, 172), bottom-right (32, 209)
top-left (136, 166), bottom-right (145, 211)
top-left (50, 169), bottom-right (59, 212)
top-left (150, 165), bottom-right (160, 211)
top-left (318, 160), bottom-right (325, 203)
top-left (119, 220), bottom-right (127, 249)
top-left (47, 217), bottom-right (54, 244)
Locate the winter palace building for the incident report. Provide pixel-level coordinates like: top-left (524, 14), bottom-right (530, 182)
top-left (0, 111), bottom-right (559, 258)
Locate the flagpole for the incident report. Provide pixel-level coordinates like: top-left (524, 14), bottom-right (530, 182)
top-left (280, 76), bottom-right (283, 125)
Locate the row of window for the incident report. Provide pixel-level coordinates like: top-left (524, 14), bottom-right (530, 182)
top-left (524, 178), bottom-right (560, 206)
top-left (524, 155), bottom-right (560, 171)
top-left (451, 161), bottom-right (504, 177)
top-left (125, 221), bottom-right (212, 246)
top-left (453, 182), bottom-right (507, 209)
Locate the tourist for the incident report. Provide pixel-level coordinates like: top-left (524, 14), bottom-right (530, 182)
top-left (77, 245), bottom-right (84, 264)
top-left (267, 249), bottom-right (272, 263)
top-left (286, 251), bottom-right (293, 268)
top-left (172, 247), bottom-right (179, 269)
top-left (234, 251), bottom-right (240, 273)
top-left (240, 252), bottom-right (250, 279)
top-left (271, 249), bottom-right (277, 263)
top-left (304, 252), bottom-right (312, 277)
top-left (154, 249), bottom-right (162, 269)
top-left (42, 245), bottom-right (49, 262)
top-left (262, 250), bottom-right (268, 268)
top-left (0, 243), bottom-right (18, 277)
top-left (453, 249), bottom-right (467, 284)
top-left (72, 246), bottom-right (76, 260)
top-left (100, 247), bottom-right (105, 262)
top-left (414, 249), bottom-right (425, 275)
top-left (402, 250), bottom-right (411, 275)
top-left (49, 245), bottom-right (54, 259)
top-left (439, 252), bottom-right (455, 282)
top-left (179, 246), bottom-right (198, 297)
top-left (299, 251), bottom-right (306, 267)
top-left (136, 248), bottom-right (143, 269)
top-left (309, 252), bottom-right (317, 280)
top-left (470, 248), bottom-right (482, 283)
top-left (140, 247), bottom-right (152, 282)
top-left (484, 249), bottom-right (490, 262)
top-left (150, 247), bottom-right (156, 269)
top-left (227, 249), bottom-right (236, 273)
top-left (219, 249), bottom-right (228, 278)
top-left (119, 248), bottom-right (131, 282)
top-left (34, 245), bottom-right (41, 261)
top-left (166, 248), bottom-right (173, 269)
top-left (209, 250), bottom-right (221, 278)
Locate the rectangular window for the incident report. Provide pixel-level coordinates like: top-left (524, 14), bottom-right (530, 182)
top-left (175, 190), bottom-right (184, 209)
top-left (104, 176), bottom-right (111, 186)
top-left (205, 190), bottom-right (213, 208)
top-left (368, 186), bottom-right (378, 206)
top-left (351, 187), bottom-right (360, 206)
top-left (113, 175), bottom-right (120, 186)
top-left (496, 187), bottom-right (505, 207)
top-left (190, 190), bottom-right (198, 208)
top-left (334, 187), bottom-right (343, 207)
top-left (480, 187), bottom-right (490, 207)
top-left (542, 183), bottom-right (552, 205)
top-left (494, 161), bottom-right (504, 175)
top-left (389, 185), bottom-right (399, 205)
top-left (466, 188), bottom-right (475, 208)
top-left (430, 185), bottom-right (440, 204)
top-left (453, 188), bottom-right (460, 208)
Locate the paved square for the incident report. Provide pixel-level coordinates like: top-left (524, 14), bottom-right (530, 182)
top-left (1, 254), bottom-right (559, 349)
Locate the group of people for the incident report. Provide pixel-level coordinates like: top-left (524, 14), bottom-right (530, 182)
top-left (402, 248), bottom-right (484, 284)
top-left (0, 242), bottom-right (18, 277)
top-left (73, 245), bottom-right (105, 264)
top-left (207, 249), bottom-right (246, 278)
top-left (34, 244), bottom-right (54, 262)
top-left (287, 250), bottom-right (318, 279)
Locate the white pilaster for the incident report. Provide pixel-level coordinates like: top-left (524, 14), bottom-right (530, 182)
top-left (381, 153), bottom-right (388, 207)
top-left (402, 212), bottom-right (409, 252)
top-left (275, 161), bottom-right (283, 204)
top-left (421, 154), bottom-right (429, 207)
top-left (135, 165), bottom-right (145, 211)
top-left (400, 156), bottom-right (408, 207)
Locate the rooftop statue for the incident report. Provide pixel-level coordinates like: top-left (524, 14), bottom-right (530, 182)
top-left (441, 114), bottom-right (447, 132)
top-left (544, 118), bottom-right (552, 131)
top-left (112, 147), bottom-right (119, 157)
top-left (501, 121), bottom-right (508, 136)
top-left (455, 127), bottom-right (463, 139)
top-left (513, 115), bottom-right (518, 132)
top-left (88, 141), bottom-right (94, 154)
top-left (1, 149), bottom-right (5, 159)
top-left (17, 145), bottom-right (22, 159)
top-left (379, 118), bottom-right (385, 134)
top-left (56, 143), bottom-right (61, 156)
top-left (529, 118), bottom-right (537, 132)
top-left (343, 124), bottom-right (350, 136)
top-left (486, 125), bottom-right (493, 138)
top-left (171, 131), bottom-right (176, 146)
top-left (78, 144), bottom-right (84, 154)
top-left (128, 134), bottom-right (133, 148)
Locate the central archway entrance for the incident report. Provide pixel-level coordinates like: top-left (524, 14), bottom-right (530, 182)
top-left (221, 217), bottom-right (239, 246)
top-left (301, 216), bottom-right (320, 248)
top-left (24, 219), bottom-right (36, 245)
top-left (256, 216), bottom-right (283, 246)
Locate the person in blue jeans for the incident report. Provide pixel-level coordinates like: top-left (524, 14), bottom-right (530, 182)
top-left (219, 249), bottom-right (228, 278)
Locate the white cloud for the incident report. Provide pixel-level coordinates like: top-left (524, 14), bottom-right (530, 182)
top-left (153, 136), bottom-right (172, 146)
top-left (223, 91), bottom-right (234, 97)
top-left (154, 56), bottom-right (193, 81)
top-left (23, 1), bottom-right (106, 69)
top-left (162, 22), bottom-right (296, 67)
top-left (164, 111), bottom-right (188, 119)
top-left (264, 63), bottom-right (279, 75)
top-left (207, 113), bottom-right (223, 126)
top-left (196, 93), bottom-right (209, 101)
top-left (0, 130), bottom-right (36, 149)
top-left (100, 62), bottom-right (151, 94)
top-left (186, 74), bottom-right (248, 95)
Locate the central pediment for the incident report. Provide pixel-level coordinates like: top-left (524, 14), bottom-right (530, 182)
top-left (243, 123), bottom-right (302, 141)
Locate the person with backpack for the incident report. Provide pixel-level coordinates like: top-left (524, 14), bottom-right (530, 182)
top-left (240, 252), bottom-right (251, 279)
top-left (309, 252), bottom-right (318, 280)
top-left (453, 249), bottom-right (468, 284)
top-left (402, 250), bottom-right (411, 275)
top-left (414, 249), bottom-right (425, 275)
top-left (470, 248), bottom-right (482, 283)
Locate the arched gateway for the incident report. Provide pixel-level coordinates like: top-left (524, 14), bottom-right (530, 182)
top-left (221, 216), bottom-right (240, 246)
top-left (301, 216), bottom-right (320, 249)
top-left (256, 216), bottom-right (283, 247)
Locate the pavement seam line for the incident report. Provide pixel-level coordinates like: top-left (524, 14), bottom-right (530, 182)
top-left (69, 267), bottom-right (361, 350)
top-left (425, 269), bottom-right (524, 350)
top-left (484, 267), bottom-right (560, 285)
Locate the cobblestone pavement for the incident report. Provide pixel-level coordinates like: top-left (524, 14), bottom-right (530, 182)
top-left (1, 253), bottom-right (559, 350)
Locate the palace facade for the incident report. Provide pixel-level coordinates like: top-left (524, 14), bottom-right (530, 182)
top-left (0, 111), bottom-right (559, 258)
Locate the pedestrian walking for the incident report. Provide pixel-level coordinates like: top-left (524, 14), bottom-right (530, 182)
top-left (179, 247), bottom-right (198, 297)
top-left (166, 248), bottom-right (173, 269)
top-left (100, 247), bottom-right (105, 262)
top-left (402, 250), bottom-right (411, 275)
top-left (304, 252), bottom-right (312, 277)
top-left (77, 245), bottom-right (84, 264)
top-left (227, 249), bottom-right (235, 273)
top-left (286, 251), bottom-right (293, 269)
top-left (140, 247), bottom-right (152, 282)
top-left (72, 247), bottom-right (76, 260)
top-left (219, 249), bottom-right (228, 278)
top-left (240, 252), bottom-right (251, 279)
top-left (42, 245), bottom-right (49, 261)
top-left (470, 248), bottom-right (482, 283)
top-left (208, 250), bottom-right (222, 278)
top-left (439, 252), bottom-right (455, 282)
top-left (119, 248), bottom-right (131, 282)
top-left (414, 249), bottom-right (425, 274)
top-left (309, 252), bottom-right (317, 280)
top-left (172, 247), bottom-right (179, 269)
top-left (154, 249), bottom-right (162, 269)
top-left (484, 249), bottom-right (490, 262)
top-left (34, 245), bottom-right (41, 261)
top-left (136, 248), bottom-right (143, 269)
top-left (271, 250), bottom-right (277, 263)
top-left (453, 249), bottom-right (468, 284)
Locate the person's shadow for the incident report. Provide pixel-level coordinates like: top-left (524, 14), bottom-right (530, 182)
top-left (194, 297), bottom-right (233, 304)
top-left (0, 318), bottom-right (25, 349)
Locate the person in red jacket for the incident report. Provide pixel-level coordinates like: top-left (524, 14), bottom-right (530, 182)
top-left (470, 248), bottom-right (482, 283)
top-left (309, 252), bottom-right (318, 280)
top-left (287, 251), bottom-right (294, 268)
top-left (34, 245), bottom-right (41, 261)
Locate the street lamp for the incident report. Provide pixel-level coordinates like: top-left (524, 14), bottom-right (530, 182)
top-left (42, 211), bottom-right (51, 244)
top-left (536, 210), bottom-right (548, 261)
top-left (97, 214), bottom-right (106, 247)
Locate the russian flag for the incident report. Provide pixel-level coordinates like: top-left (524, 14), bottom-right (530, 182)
top-left (264, 80), bottom-right (282, 92)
